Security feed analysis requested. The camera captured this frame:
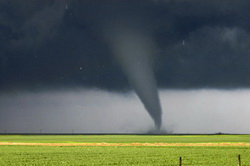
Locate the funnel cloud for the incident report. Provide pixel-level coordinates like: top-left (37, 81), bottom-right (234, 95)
top-left (105, 26), bottom-right (162, 129)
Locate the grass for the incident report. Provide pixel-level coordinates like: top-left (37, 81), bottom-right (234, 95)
top-left (1, 134), bottom-right (250, 143)
top-left (1, 135), bottom-right (250, 165)
top-left (1, 145), bottom-right (250, 165)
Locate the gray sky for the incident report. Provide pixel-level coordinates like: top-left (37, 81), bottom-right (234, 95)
top-left (1, 89), bottom-right (250, 134)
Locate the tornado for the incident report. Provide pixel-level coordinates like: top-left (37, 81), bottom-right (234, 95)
top-left (104, 25), bottom-right (162, 129)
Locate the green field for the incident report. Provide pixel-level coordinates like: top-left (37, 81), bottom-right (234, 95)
top-left (1, 134), bottom-right (250, 143)
top-left (1, 135), bottom-right (250, 165)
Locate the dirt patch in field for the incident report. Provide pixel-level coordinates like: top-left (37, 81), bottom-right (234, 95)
top-left (1, 142), bottom-right (250, 146)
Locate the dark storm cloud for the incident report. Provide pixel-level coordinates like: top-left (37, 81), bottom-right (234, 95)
top-left (1, 0), bottom-right (250, 92)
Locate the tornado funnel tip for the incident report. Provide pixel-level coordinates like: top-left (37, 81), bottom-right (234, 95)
top-left (155, 118), bottom-right (162, 130)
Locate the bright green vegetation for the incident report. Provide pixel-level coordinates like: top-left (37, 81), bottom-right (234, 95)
top-left (1, 135), bottom-right (250, 165)
top-left (1, 145), bottom-right (250, 165)
top-left (0, 134), bottom-right (250, 143)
